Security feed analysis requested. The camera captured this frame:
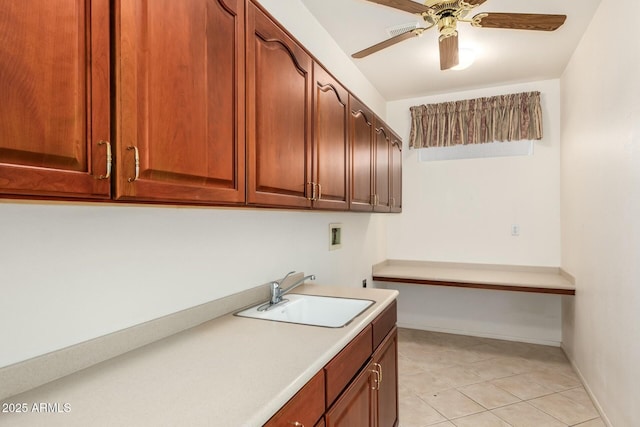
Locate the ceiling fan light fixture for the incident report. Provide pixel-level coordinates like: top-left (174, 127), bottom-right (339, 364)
top-left (451, 47), bottom-right (475, 70)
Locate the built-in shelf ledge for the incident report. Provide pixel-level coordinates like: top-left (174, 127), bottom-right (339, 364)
top-left (372, 260), bottom-right (576, 296)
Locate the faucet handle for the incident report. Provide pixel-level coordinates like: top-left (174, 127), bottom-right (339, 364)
top-left (270, 281), bottom-right (282, 304)
top-left (279, 270), bottom-right (296, 284)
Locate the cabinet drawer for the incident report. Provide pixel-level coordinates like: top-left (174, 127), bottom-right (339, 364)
top-left (264, 369), bottom-right (325, 427)
top-left (325, 325), bottom-right (373, 407)
top-left (372, 300), bottom-right (397, 350)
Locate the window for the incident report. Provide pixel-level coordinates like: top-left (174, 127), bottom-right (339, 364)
top-left (418, 139), bottom-right (534, 162)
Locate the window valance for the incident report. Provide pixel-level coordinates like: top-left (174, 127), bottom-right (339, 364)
top-left (409, 91), bottom-right (543, 149)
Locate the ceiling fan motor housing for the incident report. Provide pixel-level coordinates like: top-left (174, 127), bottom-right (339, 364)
top-left (437, 14), bottom-right (458, 40)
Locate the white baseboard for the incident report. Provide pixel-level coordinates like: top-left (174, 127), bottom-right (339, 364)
top-left (561, 344), bottom-right (613, 427)
top-left (397, 321), bottom-right (562, 347)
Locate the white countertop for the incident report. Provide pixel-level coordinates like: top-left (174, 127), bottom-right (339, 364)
top-left (373, 259), bottom-right (575, 294)
top-left (0, 284), bottom-right (398, 426)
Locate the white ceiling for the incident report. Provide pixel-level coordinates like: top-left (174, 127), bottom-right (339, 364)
top-left (299, 0), bottom-right (602, 100)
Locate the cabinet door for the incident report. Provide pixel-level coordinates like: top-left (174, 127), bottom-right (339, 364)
top-left (0, 0), bottom-right (110, 199)
top-left (115, 0), bottom-right (245, 204)
top-left (390, 134), bottom-right (402, 213)
top-left (312, 63), bottom-right (349, 210)
top-left (349, 97), bottom-right (374, 212)
top-left (373, 120), bottom-right (391, 213)
top-left (325, 360), bottom-right (376, 427)
top-left (246, 2), bottom-right (312, 208)
top-left (374, 328), bottom-right (398, 427)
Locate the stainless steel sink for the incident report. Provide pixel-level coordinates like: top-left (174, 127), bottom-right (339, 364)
top-left (235, 294), bottom-right (374, 328)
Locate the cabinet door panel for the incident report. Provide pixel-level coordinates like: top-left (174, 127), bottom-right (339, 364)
top-left (374, 328), bottom-right (399, 427)
top-left (247, 3), bottom-right (312, 208)
top-left (312, 64), bottom-right (349, 210)
top-left (349, 97), bottom-right (373, 212)
top-left (373, 120), bottom-right (391, 213)
top-left (0, 0), bottom-right (110, 199)
top-left (325, 360), bottom-right (376, 427)
top-left (116, 0), bottom-right (245, 203)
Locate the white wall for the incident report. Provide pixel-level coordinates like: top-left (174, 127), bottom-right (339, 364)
top-left (560, 0), bottom-right (640, 425)
top-left (0, 0), bottom-right (387, 369)
top-left (0, 202), bottom-right (386, 367)
top-left (383, 80), bottom-right (563, 344)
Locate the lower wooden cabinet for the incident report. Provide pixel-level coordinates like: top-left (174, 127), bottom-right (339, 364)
top-left (373, 328), bottom-right (399, 427)
top-left (325, 358), bottom-right (376, 426)
top-left (264, 302), bottom-right (398, 427)
top-left (264, 370), bottom-right (325, 427)
top-left (325, 328), bottom-right (398, 427)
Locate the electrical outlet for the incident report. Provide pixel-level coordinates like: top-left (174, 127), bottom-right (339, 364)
top-left (511, 224), bottom-right (520, 236)
top-left (362, 279), bottom-right (367, 288)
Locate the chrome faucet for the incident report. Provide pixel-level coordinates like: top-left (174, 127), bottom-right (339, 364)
top-left (270, 270), bottom-right (296, 304)
top-left (259, 271), bottom-right (316, 311)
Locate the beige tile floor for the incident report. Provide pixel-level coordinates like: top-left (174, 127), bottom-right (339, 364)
top-left (398, 328), bottom-right (604, 427)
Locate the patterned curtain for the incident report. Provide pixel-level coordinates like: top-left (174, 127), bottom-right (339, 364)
top-left (409, 91), bottom-right (543, 148)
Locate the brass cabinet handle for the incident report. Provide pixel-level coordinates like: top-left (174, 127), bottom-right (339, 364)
top-left (97, 140), bottom-right (112, 179)
top-left (307, 182), bottom-right (323, 201)
top-left (306, 182), bottom-right (315, 201)
top-left (288, 422), bottom-right (304, 427)
top-left (127, 146), bottom-right (140, 182)
top-left (371, 366), bottom-right (380, 390)
top-left (374, 362), bottom-right (383, 386)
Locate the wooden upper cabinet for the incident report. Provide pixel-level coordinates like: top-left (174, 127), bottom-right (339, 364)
top-left (390, 132), bottom-right (402, 213)
top-left (0, 0), bottom-right (110, 199)
top-left (246, 2), bottom-right (312, 208)
top-left (349, 96), bottom-right (374, 212)
top-left (114, 0), bottom-right (245, 204)
top-left (373, 119), bottom-right (391, 213)
top-left (312, 63), bottom-right (349, 210)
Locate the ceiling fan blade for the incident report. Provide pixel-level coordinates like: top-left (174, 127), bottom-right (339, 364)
top-left (352, 30), bottom-right (419, 59)
top-left (472, 13), bottom-right (567, 31)
top-left (439, 33), bottom-right (459, 70)
top-left (364, 0), bottom-right (433, 15)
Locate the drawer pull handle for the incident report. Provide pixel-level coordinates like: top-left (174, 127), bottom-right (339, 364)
top-left (97, 140), bottom-right (112, 179)
top-left (127, 146), bottom-right (140, 182)
top-left (288, 422), bottom-right (304, 427)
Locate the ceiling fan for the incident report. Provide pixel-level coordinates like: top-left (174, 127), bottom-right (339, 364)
top-left (352, 0), bottom-right (567, 70)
